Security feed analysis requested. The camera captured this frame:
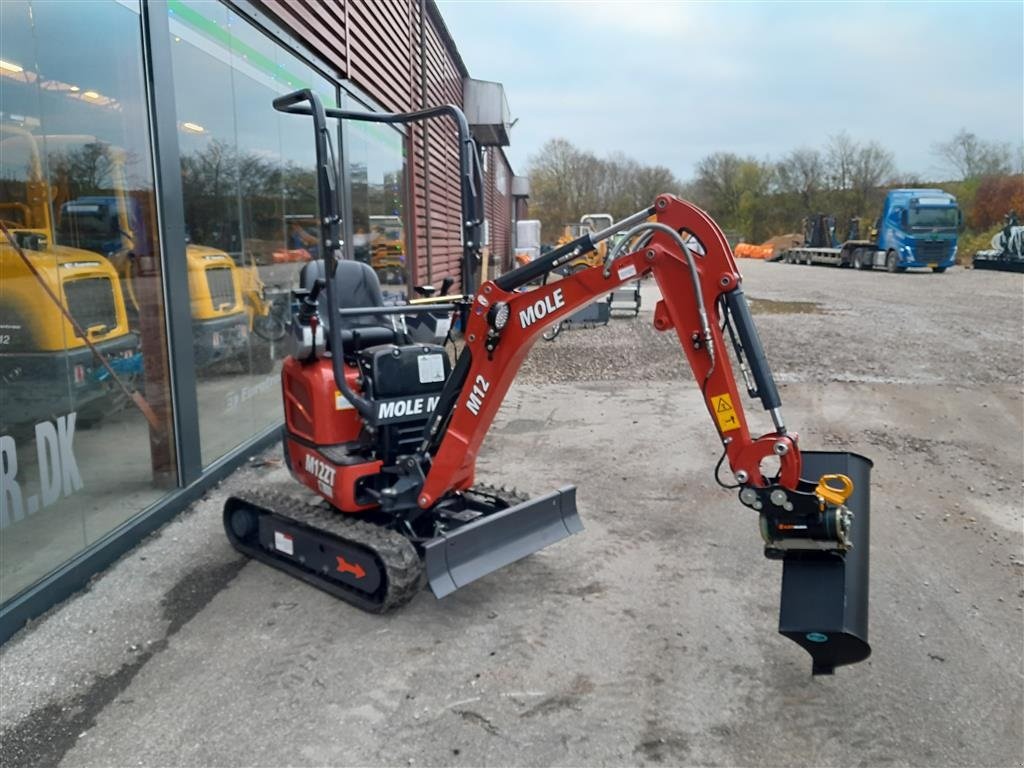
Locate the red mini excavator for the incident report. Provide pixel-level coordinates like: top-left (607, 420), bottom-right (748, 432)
top-left (224, 90), bottom-right (873, 675)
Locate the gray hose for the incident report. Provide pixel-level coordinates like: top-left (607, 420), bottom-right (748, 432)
top-left (603, 221), bottom-right (716, 379)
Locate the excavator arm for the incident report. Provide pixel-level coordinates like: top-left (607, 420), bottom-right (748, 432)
top-left (420, 194), bottom-right (873, 674)
top-left (426, 195), bottom-right (803, 508)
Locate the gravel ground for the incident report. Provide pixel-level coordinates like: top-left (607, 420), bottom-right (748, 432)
top-left (522, 261), bottom-right (1023, 389)
top-left (1, 259), bottom-right (1021, 767)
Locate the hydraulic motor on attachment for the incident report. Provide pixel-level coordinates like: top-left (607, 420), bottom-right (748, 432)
top-left (224, 89), bottom-right (873, 675)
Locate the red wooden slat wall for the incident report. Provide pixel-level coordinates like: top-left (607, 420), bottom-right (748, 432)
top-left (257, 0), bottom-right (473, 288)
top-left (484, 147), bottom-right (512, 275)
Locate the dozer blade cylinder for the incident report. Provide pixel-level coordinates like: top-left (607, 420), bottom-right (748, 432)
top-left (778, 451), bottom-right (872, 675)
top-left (425, 486), bottom-right (583, 598)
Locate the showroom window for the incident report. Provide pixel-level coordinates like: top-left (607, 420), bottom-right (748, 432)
top-left (0, 0), bottom-right (174, 602)
top-left (166, 0), bottom-right (338, 466)
top-left (343, 94), bottom-right (410, 300)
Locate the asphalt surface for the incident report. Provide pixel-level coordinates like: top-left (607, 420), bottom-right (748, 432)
top-left (1, 259), bottom-right (1021, 767)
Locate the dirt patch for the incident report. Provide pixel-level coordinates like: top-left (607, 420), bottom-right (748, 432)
top-left (746, 298), bottom-right (824, 315)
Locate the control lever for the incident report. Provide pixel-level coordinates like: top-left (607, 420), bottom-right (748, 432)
top-left (294, 278), bottom-right (326, 325)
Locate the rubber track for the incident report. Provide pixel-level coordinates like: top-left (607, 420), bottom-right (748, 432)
top-left (230, 484), bottom-right (532, 612)
top-left (229, 488), bottom-right (425, 613)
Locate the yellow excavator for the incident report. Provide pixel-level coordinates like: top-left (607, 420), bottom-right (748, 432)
top-left (46, 134), bottom-right (277, 372)
top-left (555, 213), bottom-right (614, 273)
top-left (0, 127), bottom-right (139, 431)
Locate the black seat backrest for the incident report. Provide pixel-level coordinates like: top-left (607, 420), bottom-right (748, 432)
top-left (298, 258), bottom-right (398, 353)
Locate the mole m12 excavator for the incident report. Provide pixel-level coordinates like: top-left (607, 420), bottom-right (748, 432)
top-left (224, 90), bottom-right (873, 675)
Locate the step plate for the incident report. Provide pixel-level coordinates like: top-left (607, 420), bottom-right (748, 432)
top-left (424, 486), bottom-right (582, 598)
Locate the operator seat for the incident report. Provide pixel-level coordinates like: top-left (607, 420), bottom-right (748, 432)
top-left (299, 258), bottom-right (399, 355)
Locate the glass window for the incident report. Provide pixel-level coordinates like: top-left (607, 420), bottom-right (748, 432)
top-left (0, 0), bottom-right (174, 602)
top-left (167, 1), bottom-right (337, 465)
top-left (907, 206), bottom-right (959, 230)
top-left (343, 95), bottom-right (409, 301)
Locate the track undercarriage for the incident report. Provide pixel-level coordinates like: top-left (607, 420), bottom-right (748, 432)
top-left (224, 484), bottom-right (582, 612)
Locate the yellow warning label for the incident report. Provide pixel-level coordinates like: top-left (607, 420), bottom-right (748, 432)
top-left (711, 393), bottom-right (741, 432)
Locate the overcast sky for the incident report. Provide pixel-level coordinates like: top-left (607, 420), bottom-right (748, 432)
top-left (437, 1), bottom-right (1024, 182)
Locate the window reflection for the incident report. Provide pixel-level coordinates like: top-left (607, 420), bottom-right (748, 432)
top-left (168, 1), bottom-right (336, 465)
top-left (345, 113), bottom-right (409, 300)
top-left (0, 0), bottom-right (174, 602)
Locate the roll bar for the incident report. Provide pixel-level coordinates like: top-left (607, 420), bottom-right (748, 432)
top-left (273, 89), bottom-right (485, 418)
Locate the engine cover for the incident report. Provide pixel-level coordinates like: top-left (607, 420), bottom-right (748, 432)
top-left (359, 343), bottom-right (451, 463)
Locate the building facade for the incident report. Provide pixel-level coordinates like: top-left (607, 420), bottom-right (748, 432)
top-left (0, 0), bottom-right (516, 642)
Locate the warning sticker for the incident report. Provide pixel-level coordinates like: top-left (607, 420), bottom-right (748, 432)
top-left (711, 393), bottom-right (741, 432)
top-left (617, 263), bottom-right (638, 281)
top-left (274, 531), bottom-right (294, 556)
top-left (418, 353), bottom-right (445, 384)
top-left (335, 391), bottom-right (354, 410)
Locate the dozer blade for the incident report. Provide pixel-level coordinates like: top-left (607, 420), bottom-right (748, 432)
top-left (778, 450), bottom-right (873, 675)
top-left (424, 486), bottom-right (583, 598)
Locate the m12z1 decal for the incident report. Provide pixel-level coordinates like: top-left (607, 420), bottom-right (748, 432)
top-left (304, 453), bottom-right (337, 496)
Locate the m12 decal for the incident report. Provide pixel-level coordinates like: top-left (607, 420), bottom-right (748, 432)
top-left (518, 287), bottom-right (566, 329)
top-left (304, 453), bottom-right (337, 496)
top-left (466, 375), bottom-right (490, 416)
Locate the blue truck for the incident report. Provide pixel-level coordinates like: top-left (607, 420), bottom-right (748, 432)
top-left (780, 188), bottom-right (961, 273)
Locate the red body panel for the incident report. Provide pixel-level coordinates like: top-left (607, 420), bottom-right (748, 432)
top-left (282, 356), bottom-right (363, 445)
top-left (284, 436), bottom-right (381, 513)
top-left (281, 356), bottom-right (380, 513)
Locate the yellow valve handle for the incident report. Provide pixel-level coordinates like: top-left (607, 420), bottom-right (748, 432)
top-left (816, 474), bottom-right (854, 507)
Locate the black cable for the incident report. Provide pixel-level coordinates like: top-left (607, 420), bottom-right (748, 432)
top-left (714, 442), bottom-right (742, 489)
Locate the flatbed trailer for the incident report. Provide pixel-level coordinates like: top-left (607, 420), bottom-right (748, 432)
top-left (781, 240), bottom-right (879, 270)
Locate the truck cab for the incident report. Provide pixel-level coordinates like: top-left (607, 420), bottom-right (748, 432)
top-left (877, 189), bottom-right (960, 273)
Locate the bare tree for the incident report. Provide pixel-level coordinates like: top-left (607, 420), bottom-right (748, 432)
top-left (851, 141), bottom-right (895, 213)
top-left (776, 147), bottom-right (825, 211)
top-left (528, 139), bottom-right (683, 241)
top-left (932, 129), bottom-right (1012, 180)
top-left (692, 152), bottom-right (745, 221)
top-left (826, 132), bottom-right (857, 190)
